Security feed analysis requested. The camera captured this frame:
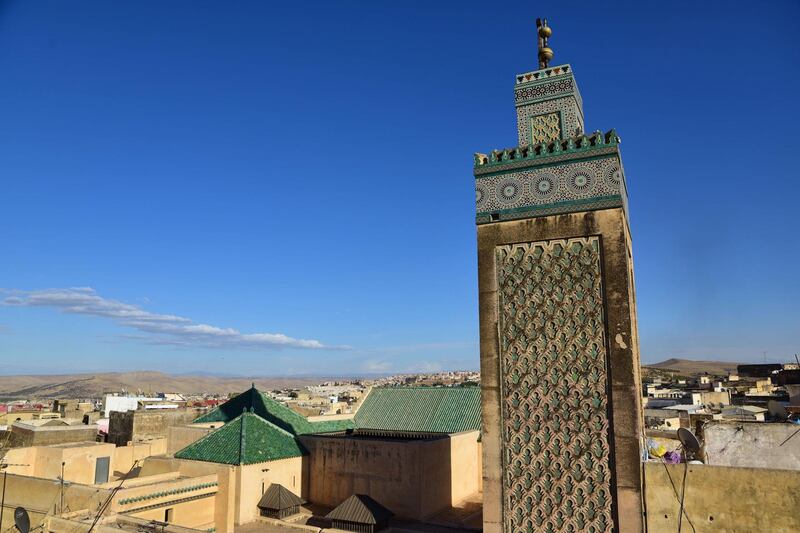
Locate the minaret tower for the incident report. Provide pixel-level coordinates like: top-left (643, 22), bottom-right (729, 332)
top-left (475, 19), bottom-right (644, 533)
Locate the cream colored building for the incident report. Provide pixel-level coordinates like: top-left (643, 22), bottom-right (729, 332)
top-left (2, 385), bottom-right (481, 533)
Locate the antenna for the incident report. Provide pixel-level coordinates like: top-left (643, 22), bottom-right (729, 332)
top-left (14, 507), bottom-right (30, 533)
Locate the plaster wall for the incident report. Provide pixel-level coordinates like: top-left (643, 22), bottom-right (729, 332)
top-left (644, 463), bottom-right (800, 532)
top-left (9, 425), bottom-right (97, 447)
top-left (444, 431), bottom-right (481, 505)
top-left (300, 435), bottom-right (424, 519)
top-left (113, 438), bottom-right (168, 473)
top-left (111, 474), bottom-right (219, 530)
top-left (703, 421), bottom-right (800, 470)
top-left (300, 432), bottom-right (480, 520)
top-left (0, 411), bottom-right (40, 424)
top-left (48, 516), bottom-right (203, 533)
top-left (691, 391), bottom-right (730, 406)
top-left (234, 457), bottom-right (304, 525)
top-left (109, 410), bottom-right (198, 446)
top-left (127, 498), bottom-right (215, 529)
top-left (2, 440), bottom-right (165, 484)
top-left (0, 473), bottom-right (108, 533)
top-left (167, 425), bottom-right (214, 454)
top-left (140, 456), bottom-right (236, 533)
top-left (35, 443), bottom-right (116, 484)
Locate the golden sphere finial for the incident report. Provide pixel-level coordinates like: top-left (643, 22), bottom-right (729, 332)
top-left (536, 17), bottom-right (553, 69)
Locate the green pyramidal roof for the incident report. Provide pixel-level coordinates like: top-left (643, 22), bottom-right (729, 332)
top-left (175, 412), bottom-right (305, 465)
top-left (194, 385), bottom-right (353, 435)
top-left (354, 387), bottom-right (481, 434)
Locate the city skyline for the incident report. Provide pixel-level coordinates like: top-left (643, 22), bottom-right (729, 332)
top-left (2, 1), bottom-right (799, 375)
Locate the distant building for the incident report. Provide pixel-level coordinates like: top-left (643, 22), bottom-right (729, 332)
top-left (721, 405), bottom-right (768, 422)
top-left (691, 390), bottom-right (731, 407)
top-left (163, 384), bottom-right (481, 525)
top-left (108, 408), bottom-right (198, 446)
top-left (703, 421), bottom-right (800, 470)
top-left (9, 418), bottom-right (97, 447)
top-left (737, 363), bottom-right (783, 377)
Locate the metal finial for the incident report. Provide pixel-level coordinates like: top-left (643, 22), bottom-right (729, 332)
top-left (536, 18), bottom-right (553, 69)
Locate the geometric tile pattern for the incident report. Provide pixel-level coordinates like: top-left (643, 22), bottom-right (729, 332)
top-left (530, 113), bottom-right (561, 144)
top-left (495, 237), bottom-right (613, 533)
top-left (517, 96), bottom-right (583, 146)
top-left (514, 77), bottom-right (575, 105)
top-left (475, 155), bottom-right (622, 216)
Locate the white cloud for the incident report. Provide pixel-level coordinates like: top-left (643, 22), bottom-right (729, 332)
top-left (361, 359), bottom-right (393, 373)
top-left (2, 287), bottom-right (332, 350)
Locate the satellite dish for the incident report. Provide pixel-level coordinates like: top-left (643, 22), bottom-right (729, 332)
top-left (677, 428), bottom-right (701, 459)
top-left (14, 507), bottom-right (30, 533)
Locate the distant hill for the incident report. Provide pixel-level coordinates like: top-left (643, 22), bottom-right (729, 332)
top-left (0, 371), bottom-right (342, 400)
top-left (643, 358), bottom-right (741, 376)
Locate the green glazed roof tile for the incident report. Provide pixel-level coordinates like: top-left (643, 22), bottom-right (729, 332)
top-left (353, 387), bottom-right (481, 434)
top-left (176, 412), bottom-right (305, 465)
top-left (194, 385), bottom-right (353, 435)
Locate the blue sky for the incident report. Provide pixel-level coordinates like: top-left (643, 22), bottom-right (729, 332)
top-left (1, 1), bottom-right (798, 375)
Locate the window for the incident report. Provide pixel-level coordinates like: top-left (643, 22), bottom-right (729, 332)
top-left (94, 457), bottom-right (110, 484)
top-left (164, 508), bottom-right (173, 523)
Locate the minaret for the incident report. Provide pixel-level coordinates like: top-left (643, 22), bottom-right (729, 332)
top-left (475, 19), bottom-right (644, 533)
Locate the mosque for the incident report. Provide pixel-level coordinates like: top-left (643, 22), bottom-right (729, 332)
top-left (4, 15), bottom-right (799, 533)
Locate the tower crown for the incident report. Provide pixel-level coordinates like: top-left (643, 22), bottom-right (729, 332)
top-left (514, 18), bottom-right (584, 146)
top-left (473, 18), bottom-right (626, 225)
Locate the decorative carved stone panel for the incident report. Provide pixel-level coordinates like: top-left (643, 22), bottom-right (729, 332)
top-left (496, 237), bottom-right (613, 533)
top-left (530, 113), bottom-right (561, 144)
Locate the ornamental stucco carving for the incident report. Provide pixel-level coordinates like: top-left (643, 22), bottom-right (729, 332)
top-left (496, 237), bottom-right (613, 533)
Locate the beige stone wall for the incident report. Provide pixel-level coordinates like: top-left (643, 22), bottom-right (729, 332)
top-left (447, 431), bottom-right (482, 505)
top-left (0, 473), bottom-right (108, 533)
top-left (48, 516), bottom-right (205, 533)
top-left (299, 432), bottom-right (481, 520)
top-left (0, 411), bottom-right (38, 424)
top-left (109, 410), bottom-right (198, 446)
top-left (167, 425), bottom-right (214, 454)
top-left (5, 442), bottom-right (116, 484)
top-left (645, 463), bottom-right (800, 532)
top-left (477, 208), bottom-right (644, 533)
top-left (140, 456), bottom-right (237, 533)
top-left (111, 473), bottom-right (219, 530)
top-left (703, 421), bottom-right (800, 470)
top-left (300, 435), bottom-right (420, 518)
top-left (113, 438), bottom-right (168, 473)
top-left (38, 443), bottom-right (117, 484)
top-left (234, 457), bottom-right (304, 525)
top-left (9, 425), bottom-right (98, 447)
top-left (127, 498), bottom-right (215, 529)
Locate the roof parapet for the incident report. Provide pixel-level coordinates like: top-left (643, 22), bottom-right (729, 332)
top-left (515, 63), bottom-right (571, 85)
top-left (474, 129), bottom-right (619, 169)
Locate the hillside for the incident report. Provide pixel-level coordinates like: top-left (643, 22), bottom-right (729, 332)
top-left (642, 358), bottom-right (741, 377)
top-left (0, 371), bottom-right (339, 399)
